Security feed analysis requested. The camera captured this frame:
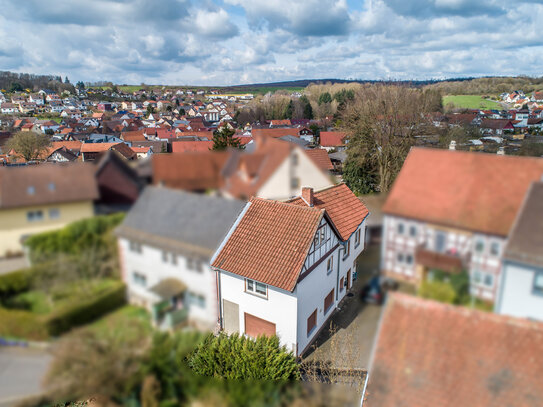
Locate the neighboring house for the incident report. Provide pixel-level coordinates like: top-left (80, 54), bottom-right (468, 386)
top-left (0, 163), bottom-right (98, 256)
top-left (364, 293), bottom-right (543, 407)
top-left (1, 103), bottom-right (18, 114)
top-left (115, 186), bottom-right (245, 330)
top-left (304, 148), bottom-right (334, 172)
top-left (211, 184), bottom-right (369, 356)
top-left (495, 182), bottom-right (543, 321)
top-left (319, 132), bottom-right (346, 152)
top-left (381, 148), bottom-right (543, 301)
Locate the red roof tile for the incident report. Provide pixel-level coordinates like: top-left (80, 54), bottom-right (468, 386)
top-left (171, 140), bottom-right (213, 153)
top-left (288, 183), bottom-right (369, 241)
top-left (304, 148), bottom-right (334, 170)
top-left (383, 148), bottom-right (543, 236)
top-left (212, 197), bottom-right (324, 291)
top-left (367, 293), bottom-right (543, 407)
top-left (319, 131), bottom-right (346, 147)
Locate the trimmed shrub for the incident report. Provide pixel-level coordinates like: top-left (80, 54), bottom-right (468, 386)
top-left (187, 333), bottom-right (300, 381)
top-left (46, 282), bottom-right (126, 336)
top-left (0, 269), bottom-right (32, 300)
top-left (418, 280), bottom-right (456, 304)
top-left (0, 307), bottom-right (48, 341)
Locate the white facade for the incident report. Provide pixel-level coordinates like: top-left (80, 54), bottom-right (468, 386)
top-left (382, 215), bottom-right (506, 301)
top-left (496, 261), bottom-right (543, 321)
top-left (216, 218), bottom-right (366, 356)
top-left (118, 237), bottom-right (217, 328)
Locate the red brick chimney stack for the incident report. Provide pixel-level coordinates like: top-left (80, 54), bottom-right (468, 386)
top-left (302, 187), bottom-right (314, 207)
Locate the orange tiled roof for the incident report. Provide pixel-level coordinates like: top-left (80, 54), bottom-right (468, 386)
top-left (171, 140), bottom-right (213, 153)
top-left (212, 197), bottom-right (324, 291)
top-left (288, 183), bottom-right (369, 241)
top-left (367, 293), bottom-right (543, 407)
top-left (121, 129), bottom-right (146, 142)
top-left (319, 131), bottom-right (346, 147)
top-left (304, 148), bottom-right (334, 170)
top-left (383, 148), bottom-right (543, 236)
top-left (80, 142), bottom-right (119, 153)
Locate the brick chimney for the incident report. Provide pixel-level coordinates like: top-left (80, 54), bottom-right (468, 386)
top-left (302, 187), bottom-right (314, 206)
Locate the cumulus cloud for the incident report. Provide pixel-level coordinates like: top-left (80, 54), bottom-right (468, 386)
top-left (0, 0), bottom-right (542, 85)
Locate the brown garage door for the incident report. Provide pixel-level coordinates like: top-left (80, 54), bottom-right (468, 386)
top-left (244, 313), bottom-right (276, 338)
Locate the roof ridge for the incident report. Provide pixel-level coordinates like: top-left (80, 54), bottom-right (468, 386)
top-left (250, 196), bottom-right (323, 213)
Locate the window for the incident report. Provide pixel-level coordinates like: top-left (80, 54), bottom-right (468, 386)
top-left (132, 272), bottom-right (146, 287)
top-left (307, 309), bottom-right (317, 336)
top-left (48, 183), bottom-right (56, 191)
top-left (171, 254), bottom-right (177, 265)
top-left (26, 210), bottom-right (43, 222)
top-left (129, 240), bottom-right (142, 253)
top-left (475, 240), bottom-right (485, 253)
top-left (397, 223), bottom-right (404, 234)
top-left (27, 186), bottom-right (35, 195)
top-left (314, 226), bottom-right (326, 248)
top-left (343, 240), bottom-right (350, 260)
top-left (291, 177), bottom-right (300, 189)
top-left (473, 270), bottom-right (482, 284)
top-left (409, 226), bottom-right (417, 237)
top-left (490, 241), bottom-right (500, 256)
top-left (187, 257), bottom-right (194, 270)
top-left (340, 277), bottom-right (344, 291)
top-left (435, 232), bottom-right (446, 253)
top-left (292, 154), bottom-right (298, 166)
top-left (48, 208), bottom-right (60, 219)
top-left (327, 256), bottom-right (334, 274)
top-left (397, 253), bottom-right (404, 263)
top-left (324, 289), bottom-right (335, 314)
top-left (354, 229), bottom-right (361, 247)
top-left (246, 278), bottom-right (267, 297)
top-left (533, 272), bottom-right (543, 295)
top-left (188, 292), bottom-right (206, 308)
top-left (484, 273), bottom-right (494, 287)
top-left (162, 251), bottom-right (168, 263)
top-left (406, 254), bottom-right (413, 265)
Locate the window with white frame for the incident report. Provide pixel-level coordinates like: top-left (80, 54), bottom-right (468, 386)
top-left (397, 253), bottom-right (404, 263)
top-left (26, 210), bottom-right (44, 222)
top-left (483, 273), bottom-right (494, 287)
top-left (132, 271), bottom-right (146, 287)
top-left (314, 226), bottom-right (326, 248)
top-left (409, 225), bottom-right (417, 237)
top-left (327, 256), bottom-right (334, 274)
top-left (246, 279), bottom-right (267, 297)
top-left (129, 240), bottom-right (142, 253)
top-left (397, 223), bottom-right (404, 235)
top-left (343, 240), bottom-right (350, 260)
top-left (354, 229), bottom-right (361, 247)
top-left (406, 254), bottom-right (413, 265)
top-left (490, 241), bottom-right (500, 256)
top-left (533, 272), bottom-right (543, 295)
top-left (48, 208), bottom-right (60, 219)
top-left (475, 239), bottom-right (485, 253)
top-left (162, 251), bottom-right (168, 263)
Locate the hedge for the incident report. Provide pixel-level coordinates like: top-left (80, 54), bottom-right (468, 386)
top-left (0, 268), bottom-right (32, 300)
top-left (46, 282), bottom-right (127, 336)
top-left (0, 307), bottom-right (48, 341)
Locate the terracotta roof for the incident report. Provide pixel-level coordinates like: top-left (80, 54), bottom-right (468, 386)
top-left (252, 128), bottom-right (301, 138)
top-left (366, 293), bottom-right (543, 407)
top-left (288, 183), bottom-right (369, 241)
top-left (171, 140), bottom-right (213, 153)
top-left (304, 148), bottom-right (334, 170)
top-left (212, 197), bottom-right (324, 291)
top-left (111, 143), bottom-right (137, 160)
top-left (480, 119), bottom-right (514, 130)
top-left (80, 142), bottom-right (119, 153)
top-left (50, 140), bottom-right (82, 152)
top-left (383, 148), bottom-right (543, 236)
top-left (121, 130), bottom-right (146, 142)
top-left (319, 131), bottom-right (346, 147)
top-left (0, 162), bottom-right (99, 209)
top-left (152, 151), bottom-right (230, 191)
top-left (270, 119), bottom-right (292, 126)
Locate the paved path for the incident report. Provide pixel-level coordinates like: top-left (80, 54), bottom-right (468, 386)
top-left (0, 257), bottom-right (28, 275)
top-left (0, 347), bottom-right (52, 407)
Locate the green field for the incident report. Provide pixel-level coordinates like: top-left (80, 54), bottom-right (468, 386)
top-left (443, 95), bottom-right (502, 110)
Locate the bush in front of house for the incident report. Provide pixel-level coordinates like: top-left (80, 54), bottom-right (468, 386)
top-left (0, 307), bottom-right (49, 341)
top-left (187, 333), bottom-right (300, 381)
top-left (418, 279), bottom-right (457, 304)
top-left (45, 281), bottom-right (126, 336)
top-left (0, 268), bottom-right (32, 301)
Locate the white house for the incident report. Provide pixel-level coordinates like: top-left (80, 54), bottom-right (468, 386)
top-left (115, 186), bottom-right (245, 330)
top-left (381, 148), bottom-right (543, 302)
top-left (211, 184), bottom-right (369, 356)
top-left (495, 181), bottom-right (543, 321)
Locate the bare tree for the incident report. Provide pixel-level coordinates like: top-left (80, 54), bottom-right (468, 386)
top-left (341, 85), bottom-right (431, 193)
top-left (5, 131), bottom-right (51, 162)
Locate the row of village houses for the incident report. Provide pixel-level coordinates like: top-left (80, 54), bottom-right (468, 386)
top-left (1, 134), bottom-right (543, 404)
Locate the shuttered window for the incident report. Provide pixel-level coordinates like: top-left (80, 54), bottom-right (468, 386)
top-left (324, 289), bottom-right (334, 314)
top-left (307, 309), bottom-right (317, 336)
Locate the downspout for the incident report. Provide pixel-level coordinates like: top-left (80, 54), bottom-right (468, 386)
top-left (215, 267), bottom-right (223, 330)
top-left (336, 244), bottom-right (344, 301)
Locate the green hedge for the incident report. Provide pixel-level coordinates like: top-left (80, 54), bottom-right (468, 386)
top-left (0, 307), bottom-right (48, 341)
top-left (418, 280), bottom-right (457, 304)
top-left (25, 213), bottom-right (125, 259)
top-left (46, 282), bottom-right (126, 336)
top-left (187, 333), bottom-right (300, 381)
top-left (0, 269), bottom-right (32, 300)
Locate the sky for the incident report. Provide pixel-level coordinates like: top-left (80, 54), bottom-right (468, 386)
top-left (0, 0), bottom-right (542, 86)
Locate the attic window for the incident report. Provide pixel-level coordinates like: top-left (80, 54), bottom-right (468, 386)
top-left (27, 186), bottom-right (35, 195)
top-left (48, 183), bottom-right (56, 191)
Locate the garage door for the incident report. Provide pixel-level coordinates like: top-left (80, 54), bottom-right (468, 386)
top-left (244, 313), bottom-right (276, 338)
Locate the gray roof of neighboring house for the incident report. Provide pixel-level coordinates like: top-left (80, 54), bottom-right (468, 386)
top-left (504, 181), bottom-right (543, 268)
top-left (116, 186), bottom-right (245, 257)
top-left (278, 135), bottom-right (310, 148)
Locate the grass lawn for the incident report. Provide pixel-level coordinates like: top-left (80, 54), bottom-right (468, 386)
top-left (86, 305), bottom-right (152, 337)
top-left (443, 95), bottom-right (502, 110)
